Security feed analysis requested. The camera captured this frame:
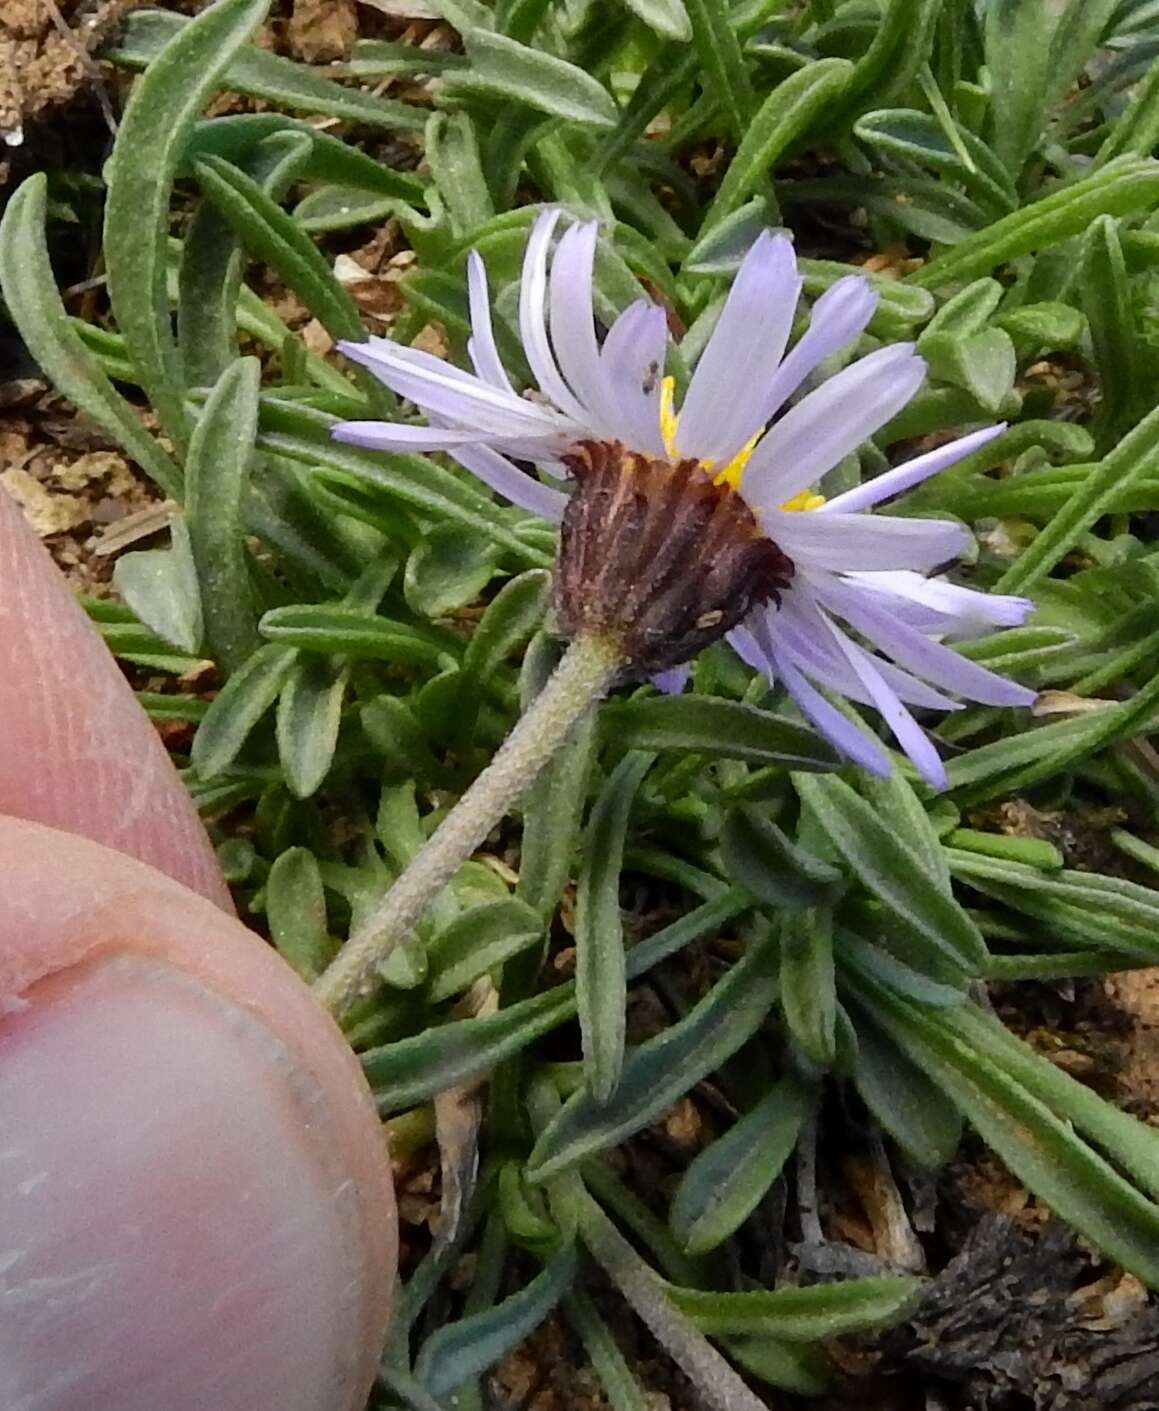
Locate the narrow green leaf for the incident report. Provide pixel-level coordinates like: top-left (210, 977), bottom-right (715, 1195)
top-left (1083, 215), bottom-right (1139, 446)
top-left (821, 0), bottom-right (942, 132)
top-left (185, 356), bottom-right (262, 672)
top-left (780, 907), bottom-right (837, 1067)
top-left (276, 657), bottom-right (347, 800)
top-left (194, 155), bottom-right (364, 341)
top-left (112, 515), bottom-right (203, 655)
top-left (576, 752), bottom-right (653, 1103)
top-left (0, 175), bottom-right (182, 496)
top-left (849, 1007), bottom-right (964, 1166)
top-left (671, 1073), bottom-right (813, 1255)
top-left (945, 849), bottom-right (1159, 963)
top-left (850, 972), bottom-right (1159, 1286)
top-left (683, 0), bottom-right (754, 138)
top-left (456, 572), bottom-right (552, 754)
top-left (563, 1290), bottom-right (653, 1411)
top-left (103, 0), bottom-right (270, 446)
top-left (427, 898), bottom-right (544, 1002)
top-left (795, 773), bottom-right (986, 978)
top-left (103, 9), bottom-right (427, 131)
top-left (266, 846), bottom-right (335, 981)
top-left (416, 1246), bottom-right (577, 1397)
top-left (995, 399), bottom-right (1159, 594)
top-left (403, 523), bottom-right (500, 620)
top-left (362, 891), bottom-right (751, 1110)
top-left (668, 1275), bottom-right (921, 1340)
top-left (702, 59), bottom-right (853, 229)
top-left (426, 110), bottom-right (495, 238)
top-left (179, 128), bottom-right (312, 388)
top-left (856, 768), bottom-right (951, 889)
top-left (614, 0), bottom-right (691, 40)
top-left (855, 108), bottom-right (1016, 215)
top-left (191, 643), bottom-right (296, 779)
top-left (909, 157), bottom-right (1159, 288)
top-left (528, 928), bottom-right (778, 1180)
top-left (601, 696), bottom-right (840, 770)
top-left (260, 606), bottom-right (454, 668)
top-left (720, 805), bottom-right (841, 910)
top-left (454, 30), bottom-right (619, 127)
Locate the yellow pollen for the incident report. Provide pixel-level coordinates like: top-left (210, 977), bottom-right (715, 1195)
top-left (655, 375), bottom-right (824, 511)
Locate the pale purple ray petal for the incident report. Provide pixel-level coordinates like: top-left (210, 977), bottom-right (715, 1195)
top-left (820, 425), bottom-right (1006, 515)
top-left (742, 345), bottom-right (926, 513)
top-left (816, 577), bottom-right (1037, 707)
top-left (747, 612), bottom-right (892, 776)
top-left (675, 231), bottom-right (802, 465)
top-left (332, 422), bottom-right (500, 452)
top-left (728, 622), bottom-right (773, 676)
top-left (340, 336), bottom-right (481, 386)
top-left (767, 509), bottom-right (970, 572)
top-left (466, 250), bottom-right (516, 394)
top-left (337, 338), bottom-right (567, 440)
top-left (600, 300), bottom-right (667, 456)
top-left (773, 598), bottom-right (960, 711)
top-left (548, 221), bottom-right (621, 438)
top-left (849, 571), bottom-right (1035, 636)
top-left (519, 209), bottom-right (593, 426)
top-left (652, 664), bottom-right (690, 694)
top-left (447, 445), bottom-right (567, 522)
top-left (754, 275), bottom-right (879, 425)
top-left (818, 612), bottom-right (948, 788)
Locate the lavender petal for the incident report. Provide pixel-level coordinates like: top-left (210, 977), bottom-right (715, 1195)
top-left (600, 299), bottom-right (667, 457)
top-left (548, 221), bottom-right (621, 438)
top-left (820, 424), bottom-right (1007, 515)
top-left (818, 613), bottom-right (948, 788)
top-left (518, 209), bottom-right (593, 426)
top-left (651, 663), bottom-right (691, 694)
top-left (849, 571), bottom-right (1035, 637)
top-left (754, 275), bottom-right (879, 425)
top-left (817, 577), bottom-right (1037, 706)
top-left (768, 510), bottom-right (970, 573)
top-left (751, 617), bottom-right (892, 777)
top-left (332, 422), bottom-right (497, 452)
top-left (337, 339), bottom-right (568, 441)
top-left (448, 445), bottom-right (568, 522)
top-left (772, 596), bottom-right (960, 711)
top-left (675, 231), bottom-right (802, 465)
top-left (742, 345), bottom-right (926, 513)
top-left (466, 250), bottom-right (516, 394)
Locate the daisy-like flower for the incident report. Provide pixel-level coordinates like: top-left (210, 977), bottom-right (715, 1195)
top-left (333, 210), bottom-right (1036, 789)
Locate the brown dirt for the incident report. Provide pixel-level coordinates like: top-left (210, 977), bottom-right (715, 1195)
top-left (0, 0), bottom-right (141, 154)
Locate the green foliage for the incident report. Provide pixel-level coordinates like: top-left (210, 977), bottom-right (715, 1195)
top-left (9, 0), bottom-right (1159, 1403)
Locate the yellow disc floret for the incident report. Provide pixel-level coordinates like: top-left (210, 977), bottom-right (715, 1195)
top-left (657, 376), bottom-right (824, 511)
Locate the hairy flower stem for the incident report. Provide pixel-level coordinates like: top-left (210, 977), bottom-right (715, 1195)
top-left (314, 633), bottom-right (625, 1018)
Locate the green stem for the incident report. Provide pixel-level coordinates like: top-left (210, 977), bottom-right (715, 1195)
top-left (314, 633), bottom-right (623, 1017)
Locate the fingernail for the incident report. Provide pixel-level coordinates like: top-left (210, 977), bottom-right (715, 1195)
top-left (0, 954), bottom-right (374, 1411)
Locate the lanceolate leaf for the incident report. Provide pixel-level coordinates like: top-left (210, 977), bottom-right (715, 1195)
top-left (103, 0), bottom-right (270, 446)
top-left (795, 774), bottom-right (987, 979)
top-left (527, 927), bottom-right (779, 1181)
top-left (671, 1072), bottom-right (814, 1255)
top-left (185, 356), bottom-right (262, 673)
top-left (415, 1246), bottom-right (578, 1397)
top-left (0, 176), bottom-right (182, 496)
top-left (576, 752), bottom-right (654, 1102)
top-left (601, 696), bottom-right (840, 770)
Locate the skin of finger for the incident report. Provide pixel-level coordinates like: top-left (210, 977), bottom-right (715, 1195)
top-left (0, 487), bottom-right (230, 908)
top-left (0, 813), bottom-right (397, 1402)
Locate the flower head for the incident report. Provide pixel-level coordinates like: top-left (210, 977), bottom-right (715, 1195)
top-left (333, 209), bottom-right (1036, 789)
